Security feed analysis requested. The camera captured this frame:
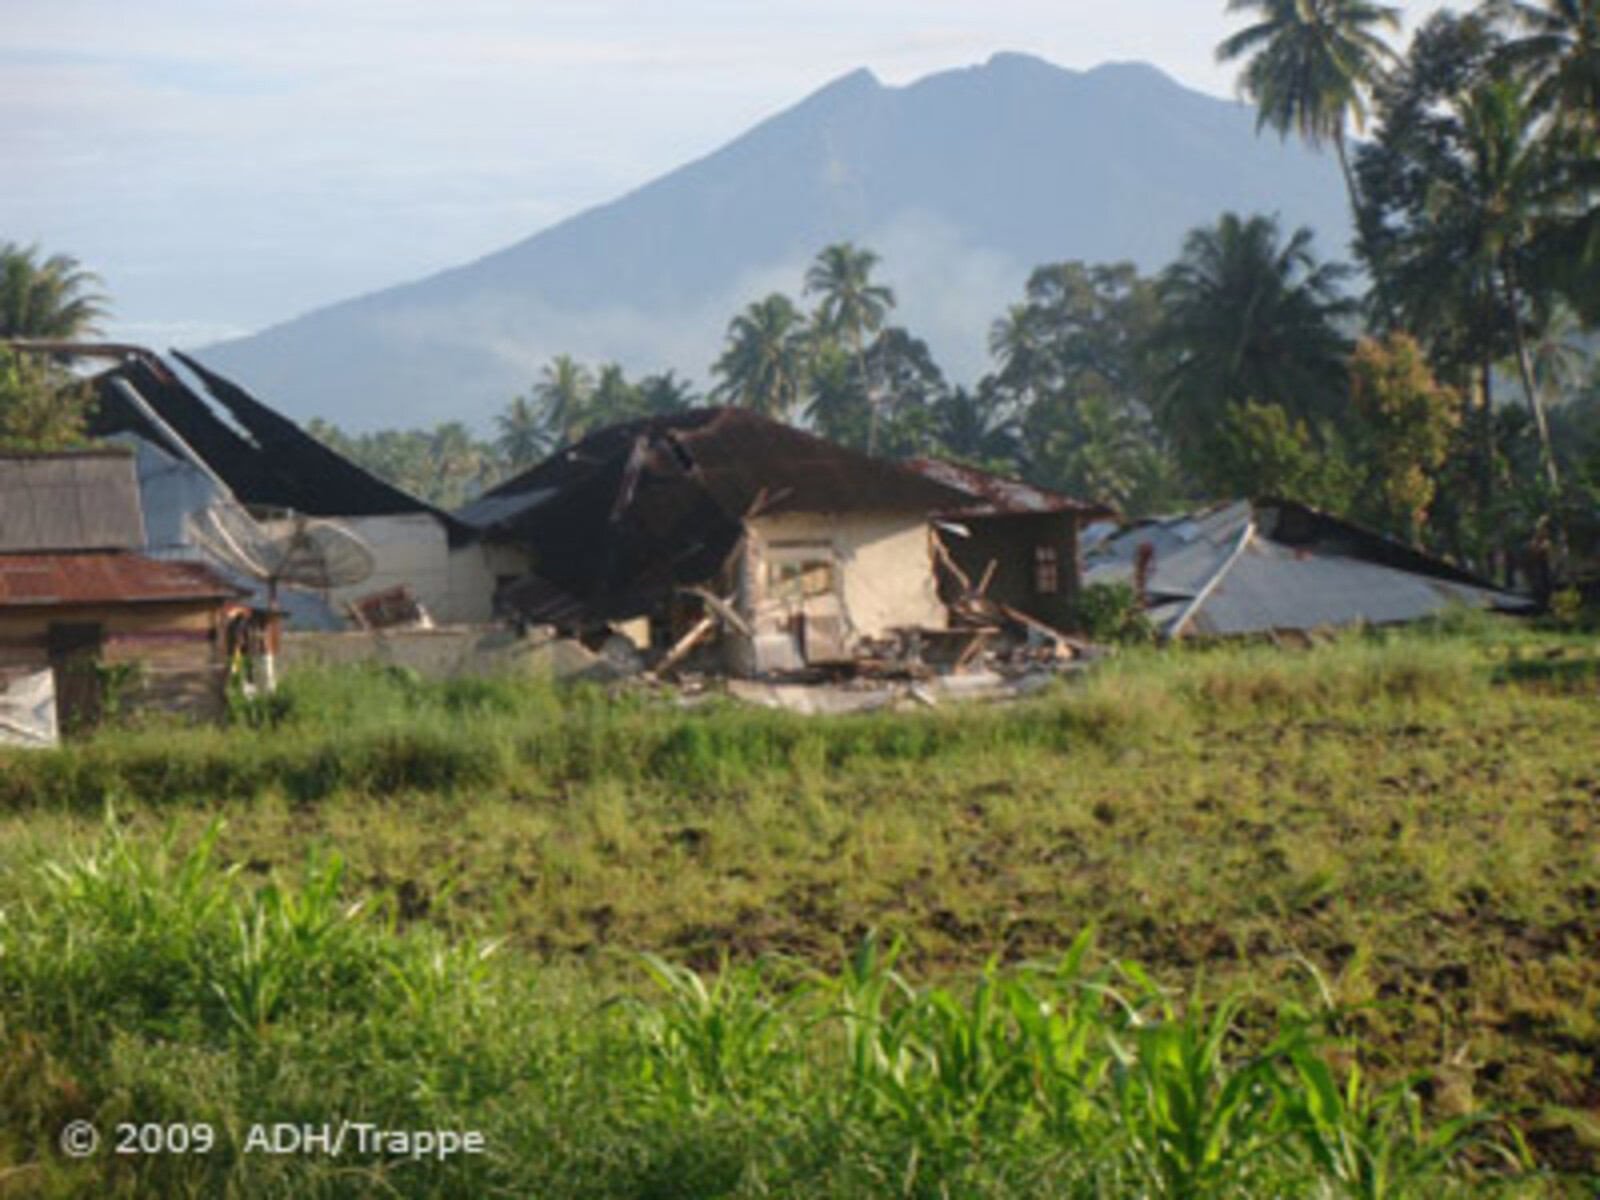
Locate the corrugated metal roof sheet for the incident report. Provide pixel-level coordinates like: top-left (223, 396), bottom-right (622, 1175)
top-left (1180, 539), bottom-right (1525, 635)
top-left (0, 452), bottom-right (146, 553)
top-left (0, 553), bottom-right (241, 607)
top-left (902, 458), bottom-right (1115, 518)
top-left (1085, 499), bottom-right (1533, 636)
top-left (1085, 502), bottom-right (1254, 600)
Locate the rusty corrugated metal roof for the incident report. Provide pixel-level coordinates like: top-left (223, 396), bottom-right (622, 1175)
top-left (0, 451), bottom-right (146, 553)
top-left (0, 552), bottom-right (242, 608)
top-left (903, 458), bottom-right (1115, 518)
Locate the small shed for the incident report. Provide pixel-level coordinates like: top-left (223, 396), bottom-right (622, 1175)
top-left (903, 458), bottom-right (1116, 633)
top-left (0, 451), bottom-right (243, 732)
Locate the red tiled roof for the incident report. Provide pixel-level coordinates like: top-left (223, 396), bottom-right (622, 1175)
top-left (0, 553), bottom-right (242, 608)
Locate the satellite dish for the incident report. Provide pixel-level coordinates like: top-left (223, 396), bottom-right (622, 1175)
top-left (188, 503), bottom-right (376, 605)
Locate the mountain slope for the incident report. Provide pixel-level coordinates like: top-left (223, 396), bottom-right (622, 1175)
top-left (198, 53), bottom-right (1353, 429)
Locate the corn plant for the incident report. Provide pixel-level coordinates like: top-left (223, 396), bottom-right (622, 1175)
top-left (801, 931), bottom-right (922, 1126)
top-left (1279, 1046), bottom-right (1508, 1199)
top-left (1106, 979), bottom-right (1286, 1198)
top-left (631, 951), bottom-right (795, 1114)
top-left (1001, 931), bottom-right (1120, 1150)
top-left (209, 850), bottom-right (371, 1041)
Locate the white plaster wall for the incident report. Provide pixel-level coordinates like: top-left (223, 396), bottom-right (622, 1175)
top-left (444, 541), bottom-right (533, 624)
top-left (746, 512), bottom-right (945, 640)
top-left (322, 514), bottom-right (452, 622)
top-left (260, 515), bottom-right (532, 626)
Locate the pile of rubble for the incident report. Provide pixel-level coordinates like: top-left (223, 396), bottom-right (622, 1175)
top-left (509, 593), bottom-right (1100, 714)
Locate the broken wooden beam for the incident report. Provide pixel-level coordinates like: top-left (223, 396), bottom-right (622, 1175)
top-left (656, 615), bottom-right (716, 674)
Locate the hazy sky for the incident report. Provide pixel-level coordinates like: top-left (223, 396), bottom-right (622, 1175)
top-left (2, 1), bottom-right (1464, 346)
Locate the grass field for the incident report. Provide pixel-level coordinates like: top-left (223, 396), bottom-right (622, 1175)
top-left (1, 617), bottom-right (1596, 1196)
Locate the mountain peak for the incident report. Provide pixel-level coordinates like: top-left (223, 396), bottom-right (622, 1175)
top-left (981, 50), bottom-right (1058, 74)
top-left (200, 51), bottom-right (1350, 430)
top-left (816, 65), bottom-right (882, 97)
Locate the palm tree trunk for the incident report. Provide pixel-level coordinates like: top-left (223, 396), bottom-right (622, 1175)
top-left (1479, 359), bottom-right (1495, 569)
top-left (1333, 127), bottom-right (1362, 228)
top-left (858, 333), bottom-right (878, 456)
top-left (1500, 260), bottom-right (1560, 494)
top-left (1336, 125), bottom-right (1397, 327)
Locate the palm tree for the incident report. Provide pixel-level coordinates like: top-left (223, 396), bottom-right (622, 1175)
top-left (531, 354), bottom-right (593, 449)
top-left (1217, 0), bottom-right (1402, 215)
top-left (710, 293), bottom-right (809, 419)
top-left (805, 343), bottom-right (870, 449)
top-left (587, 363), bottom-right (640, 428)
top-left (635, 370), bottom-right (699, 415)
top-left (427, 421), bottom-right (494, 508)
top-left (1528, 305), bottom-right (1589, 398)
top-left (1490, 0), bottom-right (1600, 135)
top-left (0, 242), bottom-right (107, 338)
top-left (930, 386), bottom-right (1020, 468)
top-left (1152, 213), bottom-right (1356, 459)
top-left (1379, 74), bottom-right (1565, 494)
top-left (1490, 0), bottom-right (1600, 321)
top-left (1435, 78), bottom-right (1564, 489)
top-left (496, 395), bottom-right (551, 471)
top-left (988, 303), bottom-right (1050, 397)
top-left (804, 243), bottom-right (896, 452)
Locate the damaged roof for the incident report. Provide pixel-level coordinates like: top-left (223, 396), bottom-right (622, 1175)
top-left (459, 408), bottom-right (973, 624)
top-left (0, 552), bottom-right (242, 608)
top-left (462, 408), bottom-right (969, 530)
top-left (0, 451), bottom-right (145, 553)
top-left (903, 458), bottom-right (1115, 519)
top-left (1085, 499), bottom-right (1533, 638)
top-left (78, 346), bottom-right (455, 527)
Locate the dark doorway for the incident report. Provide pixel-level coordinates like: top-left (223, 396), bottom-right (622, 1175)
top-left (47, 622), bottom-right (105, 734)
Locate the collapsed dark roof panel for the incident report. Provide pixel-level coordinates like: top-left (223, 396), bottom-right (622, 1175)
top-left (93, 353), bottom-right (287, 501)
top-left (461, 408), bottom-right (971, 534)
top-left (85, 347), bottom-right (454, 528)
top-left (171, 351), bottom-right (457, 524)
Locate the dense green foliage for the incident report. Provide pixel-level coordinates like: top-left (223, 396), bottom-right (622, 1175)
top-left (0, 349), bottom-right (96, 452)
top-left (0, 242), bottom-right (105, 451)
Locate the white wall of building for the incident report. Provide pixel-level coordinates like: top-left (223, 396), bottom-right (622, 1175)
top-left (743, 511), bottom-right (945, 641)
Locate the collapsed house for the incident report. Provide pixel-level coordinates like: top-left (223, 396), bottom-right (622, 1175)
top-left (459, 408), bottom-right (1105, 676)
top-left (0, 450), bottom-right (244, 743)
top-left (27, 343), bottom-right (528, 626)
top-left (904, 457), bottom-right (1116, 633)
top-left (1085, 498), bottom-right (1534, 639)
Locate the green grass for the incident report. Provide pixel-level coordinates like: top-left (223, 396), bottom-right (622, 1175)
top-left (1, 617), bottom-right (1597, 1195)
